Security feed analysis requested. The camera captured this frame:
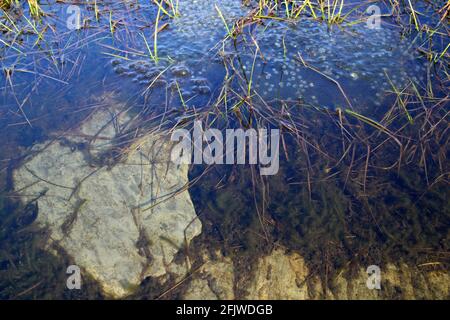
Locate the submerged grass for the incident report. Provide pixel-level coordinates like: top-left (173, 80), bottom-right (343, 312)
top-left (183, 0), bottom-right (450, 289)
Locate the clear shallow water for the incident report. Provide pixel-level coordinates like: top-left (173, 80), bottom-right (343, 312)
top-left (106, 0), bottom-right (430, 111)
top-left (0, 0), bottom-right (436, 116)
top-left (0, 0), bottom-right (448, 299)
top-left (236, 19), bottom-right (427, 108)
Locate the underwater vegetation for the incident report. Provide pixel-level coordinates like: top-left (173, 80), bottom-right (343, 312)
top-left (0, 190), bottom-right (103, 299)
top-left (187, 108), bottom-right (449, 296)
top-left (0, 0), bottom-right (449, 298)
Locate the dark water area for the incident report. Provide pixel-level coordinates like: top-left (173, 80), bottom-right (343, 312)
top-left (0, 0), bottom-right (449, 299)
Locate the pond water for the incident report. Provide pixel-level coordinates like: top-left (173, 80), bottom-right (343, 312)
top-left (0, 0), bottom-right (448, 299)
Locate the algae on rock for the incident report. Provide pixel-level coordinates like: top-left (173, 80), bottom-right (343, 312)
top-left (183, 251), bottom-right (235, 300)
top-left (182, 248), bottom-right (449, 300)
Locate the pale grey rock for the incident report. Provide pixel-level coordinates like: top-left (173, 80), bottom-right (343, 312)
top-left (13, 97), bottom-right (202, 298)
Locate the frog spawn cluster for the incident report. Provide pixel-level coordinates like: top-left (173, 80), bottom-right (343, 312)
top-left (236, 19), bottom-right (427, 108)
top-left (111, 59), bottom-right (212, 100)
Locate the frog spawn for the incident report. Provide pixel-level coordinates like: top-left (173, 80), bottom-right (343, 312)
top-left (111, 59), bottom-right (212, 100)
top-left (236, 19), bottom-right (427, 109)
top-left (109, 2), bottom-right (428, 112)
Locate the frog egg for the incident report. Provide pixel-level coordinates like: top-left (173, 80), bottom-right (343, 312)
top-left (124, 71), bottom-right (136, 77)
top-left (114, 62), bottom-right (132, 74)
top-left (111, 59), bottom-right (121, 66)
top-left (350, 72), bottom-right (359, 80)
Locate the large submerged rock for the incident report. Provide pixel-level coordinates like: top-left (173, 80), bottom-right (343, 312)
top-left (13, 96), bottom-right (202, 298)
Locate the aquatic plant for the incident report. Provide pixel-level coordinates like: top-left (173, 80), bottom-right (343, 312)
top-left (1, 0), bottom-right (43, 18)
